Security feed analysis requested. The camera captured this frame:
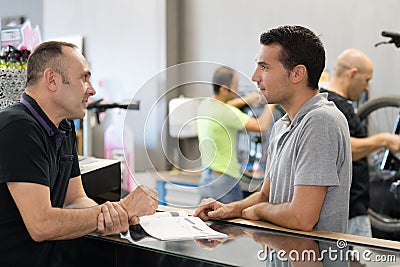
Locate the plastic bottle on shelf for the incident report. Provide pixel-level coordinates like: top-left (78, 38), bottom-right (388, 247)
top-left (104, 110), bottom-right (135, 193)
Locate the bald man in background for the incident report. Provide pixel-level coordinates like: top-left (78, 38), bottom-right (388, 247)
top-left (320, 49), bottom-right (400, 237)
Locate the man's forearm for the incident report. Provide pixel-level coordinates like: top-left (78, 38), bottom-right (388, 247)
top-left (31, 205), bottom-right (102, 242)
top-left (227, 191), bottom-right (268, 218)
top-left (250, 202), bottom-right (318, 231)
top-left (351, 135), bottom-right (387, 161)
top-left (64, 196), bottom-right (98, 209)
top-left (251, 202), bottom-right (301, 229)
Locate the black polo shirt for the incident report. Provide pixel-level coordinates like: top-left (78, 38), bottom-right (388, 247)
top-left (320, 88), bottom-right (369, 219)
top-left (0, 93), bottom-right (80, 266)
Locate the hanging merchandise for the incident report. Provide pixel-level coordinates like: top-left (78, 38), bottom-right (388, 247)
top-left (0, 19), bottom-right (41, 50)
top-left (0, 46), bottom-right (31, 109)
top-left (1, 19), bottom-right (41, 110)
top-left (104, 110), bottom-right (135, 193)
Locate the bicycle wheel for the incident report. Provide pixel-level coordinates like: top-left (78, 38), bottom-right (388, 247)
top-left (357, 96), bottom-right (400, 181)
top-left (357, 96), bottom-right (400, 235)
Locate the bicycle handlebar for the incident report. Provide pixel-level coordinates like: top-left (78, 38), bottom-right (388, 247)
top-left (86, 99), bottom-right (140, 111)
top-left (376, 30), bottom-right (400, 48)
top-left (86, 98), bottom-right (140, 124)
top-left (382, 31), bottom-right (400, 39)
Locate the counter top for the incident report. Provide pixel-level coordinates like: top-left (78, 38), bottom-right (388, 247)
top-left (55, 205), bottom-right (400, 267)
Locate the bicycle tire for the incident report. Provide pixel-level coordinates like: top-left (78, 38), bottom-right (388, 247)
top-left (356, 96), bottom-right (400, 236)
top-left (356, 96), bottom-right (400, 181)
top-left (368, 208), bottom-right (400, 232)
top-left (357, 96), bottom-right (400, 120)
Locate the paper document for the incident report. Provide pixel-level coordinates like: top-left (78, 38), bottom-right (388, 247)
top-left (138, 210), bottom-right (228, 241)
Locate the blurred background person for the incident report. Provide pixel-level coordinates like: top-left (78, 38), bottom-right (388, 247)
top-left (197, 66), bottom-right (274, 203)
top-left (320, 48), bottom-right (400, 237)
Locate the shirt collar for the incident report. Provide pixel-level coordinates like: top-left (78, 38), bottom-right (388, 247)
top-left (320, 88), bottom-right (353, 105)
top-left (282, 93), bottom-right (331, 128)
top-left (20, 92), bottom-right (59, 137)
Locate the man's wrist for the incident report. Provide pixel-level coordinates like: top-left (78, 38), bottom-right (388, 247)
top-left (118, 200), bottom-right (130, 217)
top-left (227, 201), bottom-right (244, 218)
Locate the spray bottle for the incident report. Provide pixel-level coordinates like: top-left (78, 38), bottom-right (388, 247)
top-left (104, 110), bottom-right (135, 193)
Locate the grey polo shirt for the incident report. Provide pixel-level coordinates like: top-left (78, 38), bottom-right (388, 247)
top-left (265, 93), bottom-right (351, 233)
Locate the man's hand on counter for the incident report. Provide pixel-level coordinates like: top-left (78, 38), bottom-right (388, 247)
top-left (119, 185), bottom-right (158, 224)
top-left (97, 185), bottom-right (158, 235)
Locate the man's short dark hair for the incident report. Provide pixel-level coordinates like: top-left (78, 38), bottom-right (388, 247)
top-left (212, 66), bottom-right (235, 94)
top-left (26, 41), bottom-right (78, 86)
top-left (260, 25), bottom-right (325, 89)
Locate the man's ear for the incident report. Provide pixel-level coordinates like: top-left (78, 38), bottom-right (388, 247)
top-left (348, 67), bottom-right (358, 79)
top-left (291, 64), bottom-right (307, 84)
top-left (43, 68), bottom-right (58, 92)
top-left (220, 85), bottom-right (230, 95)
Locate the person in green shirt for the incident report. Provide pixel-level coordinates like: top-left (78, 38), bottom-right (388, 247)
top-left (197, 66), bottom-right (274, 203)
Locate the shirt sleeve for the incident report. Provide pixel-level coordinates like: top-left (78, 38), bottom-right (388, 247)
top-left (222, 104), bottom-right (251, 130)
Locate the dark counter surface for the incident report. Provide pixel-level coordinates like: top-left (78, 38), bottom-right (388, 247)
top-left (55, 207), bottom-right (400, 267)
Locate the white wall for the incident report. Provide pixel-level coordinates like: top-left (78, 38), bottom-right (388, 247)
top-left (167, 0), bottom-right (400, 171)
top-left (180, 0), bottom-right (400, 99)
top-left (40, 0), bottom-right (400, 172)
top-left (43, 0), bottom-right (167, 171)
top-left (0, 0), bottom-right (42, 29)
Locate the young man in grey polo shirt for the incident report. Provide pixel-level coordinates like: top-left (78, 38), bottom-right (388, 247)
top-left (194, 25), bottom-right (351, 233)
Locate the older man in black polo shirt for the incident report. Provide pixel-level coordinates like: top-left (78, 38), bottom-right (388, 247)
top-left (0, 41), bottom-right (158, 266)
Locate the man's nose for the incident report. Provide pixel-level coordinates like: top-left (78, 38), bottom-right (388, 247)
top-left (87, 82), bottom-right (96, 96)
top-left (251, 69), bottom-right (259, 82)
